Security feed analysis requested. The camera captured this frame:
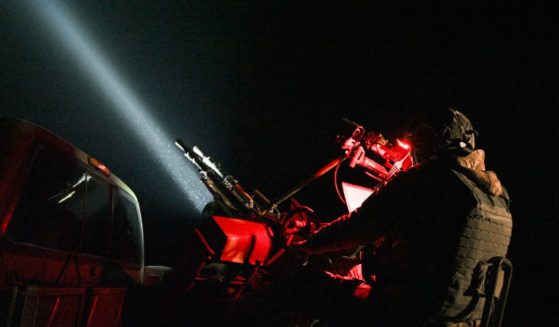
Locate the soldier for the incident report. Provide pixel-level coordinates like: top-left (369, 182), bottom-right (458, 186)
top-left (297, 108), bottom-right (513, 326)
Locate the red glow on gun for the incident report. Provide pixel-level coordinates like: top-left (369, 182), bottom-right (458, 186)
top-left (396, 138), bottom-right (411, 150)
top-left (212, 216), bottom-right (274, 266)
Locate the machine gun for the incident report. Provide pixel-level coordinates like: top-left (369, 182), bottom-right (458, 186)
top-left (176, 118), bottom-right (413, 218)
top-left (175, 118), bottom-right (414, 232)
top-left (175, 138), bottom-right (290, 271)
top-left (175, 120), bottom-right (414, 324)
top-left (175, 119), bottom-right (414, 268)
top-left (175, 139), bottom-right (279, 221)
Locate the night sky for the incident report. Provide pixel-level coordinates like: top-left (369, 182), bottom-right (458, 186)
top-left (1, 1), bottom-right (557, 324)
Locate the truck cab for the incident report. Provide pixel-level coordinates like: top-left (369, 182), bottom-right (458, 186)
top-left (0, 117), bottom-right (145, 326)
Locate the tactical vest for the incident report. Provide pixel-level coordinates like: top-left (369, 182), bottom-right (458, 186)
top-left (437, 169), bottom-right (513, 321)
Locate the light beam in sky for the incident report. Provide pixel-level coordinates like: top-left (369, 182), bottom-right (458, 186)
top-left (28, 0), bottom-right (212, 212)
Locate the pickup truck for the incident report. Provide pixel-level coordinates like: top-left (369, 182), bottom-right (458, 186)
top-left (0, 117), bottom-right (168, 326)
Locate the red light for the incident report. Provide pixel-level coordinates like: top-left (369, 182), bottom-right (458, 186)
top-left (396, 139), bottom-right (411, 150)
top-left (88, 157), bottom-right (111, 176)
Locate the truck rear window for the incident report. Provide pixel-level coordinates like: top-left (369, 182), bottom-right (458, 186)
top-left (111, 189), bottom-right (142, 266)
top-left (7, 143), bottom-right (142, 266)
top-left (8, 145), bottom-right (84, 251)
top-left (81, 176), bottom-right (111, 257)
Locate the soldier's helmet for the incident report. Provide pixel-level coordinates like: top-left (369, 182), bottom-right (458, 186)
top-left (409, 108), bottom-right (478, 163)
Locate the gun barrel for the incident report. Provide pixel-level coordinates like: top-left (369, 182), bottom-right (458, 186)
top-left (175, 138), bottom-right (191, 153)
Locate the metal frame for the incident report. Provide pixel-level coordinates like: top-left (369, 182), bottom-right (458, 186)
top-left (481, 257), bottom-right (513, 327)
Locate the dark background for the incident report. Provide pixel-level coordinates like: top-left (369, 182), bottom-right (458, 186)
top-left (1, 1), bottom-right (557, 325)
